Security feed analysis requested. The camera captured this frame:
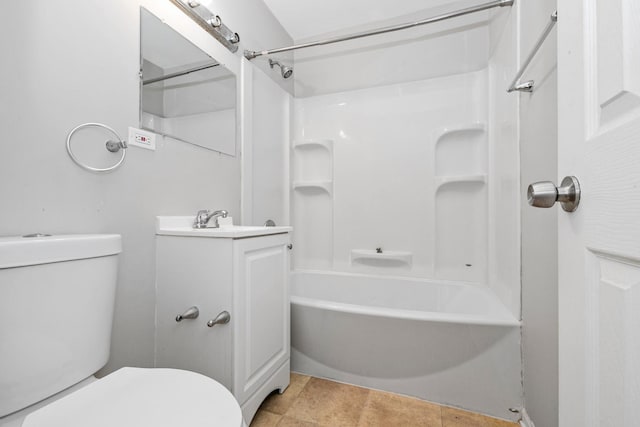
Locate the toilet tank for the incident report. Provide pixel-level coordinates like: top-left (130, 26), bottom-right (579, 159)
top-left (0, 234), bottom-right (122, 418)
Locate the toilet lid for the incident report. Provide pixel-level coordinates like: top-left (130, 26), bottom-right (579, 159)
top-left (22, 368), bottom-right (243, 427)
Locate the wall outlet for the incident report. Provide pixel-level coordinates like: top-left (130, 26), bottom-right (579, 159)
top-left (128, 127), bottom-right (156, 150)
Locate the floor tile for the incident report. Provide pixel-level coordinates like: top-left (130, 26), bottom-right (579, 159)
top-left (261, 373), bottom-right (312, 415)
top-left (276, 416), bottom-right (320, 427)
top-left (358, 390), bottom-right (442, 427)
top-left (285, 377), bottom-right (370, 427)
top-left (442, 406), bottom-right (518, 427)
top-left (358, 390), bottom-right (443, 426)
top-left (254, 374), bottom-right (518, 427)
top-left (250, 410), bottom-right (282, 427)
top-left (485, 416), bottom-right (520, 427)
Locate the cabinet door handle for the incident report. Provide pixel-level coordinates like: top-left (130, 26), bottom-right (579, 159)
top-left (175, 306), bottom-right (199, 322)
top-left (207, 311), bottom-right (231, 327)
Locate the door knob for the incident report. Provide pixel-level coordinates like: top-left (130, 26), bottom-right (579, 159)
top-left (527, 176), bottom-right (580, 212)
top-left (207, 311), bottom-right (231, 327)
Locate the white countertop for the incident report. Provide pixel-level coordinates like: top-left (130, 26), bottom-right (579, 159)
top-left (156, 216), bottom-right (292, 238)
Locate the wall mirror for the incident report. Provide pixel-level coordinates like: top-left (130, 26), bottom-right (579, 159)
top-left (140, 8), bottom-right (236, 155)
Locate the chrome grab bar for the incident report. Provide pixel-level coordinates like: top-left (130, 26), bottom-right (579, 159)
top-left (507, 11), bottom-right (557, 93)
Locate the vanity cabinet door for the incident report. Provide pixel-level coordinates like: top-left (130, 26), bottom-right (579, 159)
top-left (155, 236), bottom-right (234, 390)
top-left (233, 234), bottom-right (290, 405)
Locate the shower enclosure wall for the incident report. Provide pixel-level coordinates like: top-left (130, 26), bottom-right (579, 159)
top-left (287, 3), bottom-right (521, 421)
top-left (292, 70), bottom-right (488, 281)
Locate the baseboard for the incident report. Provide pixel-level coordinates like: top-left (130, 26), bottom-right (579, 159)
top-left (519, 408), bottom-right (535, 427)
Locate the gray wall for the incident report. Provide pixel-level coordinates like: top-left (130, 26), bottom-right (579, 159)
top-left (519, 0), bottom-right (559, 425)
top-left (0, 0), bottom-right (291, 374)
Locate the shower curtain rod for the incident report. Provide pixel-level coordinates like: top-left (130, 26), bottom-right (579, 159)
top-left (244, 0), bottom-right (514, 60)
top-left (142, 62), bottom-right (220, 85)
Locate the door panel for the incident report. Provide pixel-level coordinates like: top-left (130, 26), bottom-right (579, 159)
top-left (155, 237), bottom-right (233, 389)
top-left (595, 0), bottom-right (640, 127)
top-left (559, 0), bottom-right (640, 425)
top-left (233, 234), bottom-right (290, 404)
top-left (592, 252), bottom-right (640, 426)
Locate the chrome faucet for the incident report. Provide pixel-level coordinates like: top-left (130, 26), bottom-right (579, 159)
top-left (193, 209), bottom-right (228, 229)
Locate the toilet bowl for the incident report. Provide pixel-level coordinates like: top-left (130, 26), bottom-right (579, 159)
top-left (20, 368), bottom-right (243, 427)
top-left (3, 368), bottom-right (244, 427)
top-left (0, 234), bottom-right (244, 427)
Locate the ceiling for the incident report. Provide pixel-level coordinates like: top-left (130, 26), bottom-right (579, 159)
top-left (262, 0), bottom-right (469, 41)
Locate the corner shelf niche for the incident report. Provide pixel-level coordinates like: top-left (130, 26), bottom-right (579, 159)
top-left (433, 123), bottom-right (488, 283)
top-left (435, 174), bottom-right (487, 189)
top-left (292, 180), bottom-right (332, 195)
top-left (292, 139), bottom-right (333, 195)
top-left (291, 138), bottom-right (334, 271)
top-left (435, 122), bottom-right (485, 138)
top-left (292, 139), bottom-right (333, 151)
top-left (434, 181), bottom-right (487, 282)
top-left (435, 123), bottom-right (486, 177)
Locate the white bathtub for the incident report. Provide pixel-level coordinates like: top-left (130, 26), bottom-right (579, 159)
top-left (290, 270), bottom-right (522, 421)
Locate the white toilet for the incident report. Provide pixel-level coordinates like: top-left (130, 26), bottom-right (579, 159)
top-left (0, 234), bottom-right (245, 427)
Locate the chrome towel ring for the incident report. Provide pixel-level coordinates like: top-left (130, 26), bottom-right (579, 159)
top-left (66, 122), bottom-right (128, 173)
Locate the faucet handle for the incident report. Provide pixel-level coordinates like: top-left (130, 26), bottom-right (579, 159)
top-left (193, 209), bottom-right (229, 229)
top-left (193, 209), bottom-right (211, 228)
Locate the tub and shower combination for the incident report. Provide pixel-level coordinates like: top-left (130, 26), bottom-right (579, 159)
top-left (286, 2), bottom-right (522, 421)
top-left (289, 270), bottom-right (521, 420)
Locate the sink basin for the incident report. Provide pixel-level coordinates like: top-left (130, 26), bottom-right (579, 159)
top-left (156, 216), bottom-right (292, 238)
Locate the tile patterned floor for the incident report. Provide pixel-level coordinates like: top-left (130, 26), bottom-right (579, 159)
top-left (250, 373), bottom-right (519, 427)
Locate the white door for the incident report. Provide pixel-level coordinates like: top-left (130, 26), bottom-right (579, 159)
top-left (557, 0), bottom-right (640, 426)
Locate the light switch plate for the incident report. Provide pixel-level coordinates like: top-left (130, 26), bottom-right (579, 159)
top-left (128, 127), bottom-right (156, 150)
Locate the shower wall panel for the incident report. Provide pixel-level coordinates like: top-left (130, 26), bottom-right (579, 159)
top-left (246, 66), bottom-right (290, 227)
top-left (293, 14), bottom-right (489, 98)
top-left (487, 8), bottom-right (520, 318)
top-left (292, 70), bottom-right (488, 282)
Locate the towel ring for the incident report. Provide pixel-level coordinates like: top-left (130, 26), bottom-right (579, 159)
top-left (66, 123), bottom-right (128, 173)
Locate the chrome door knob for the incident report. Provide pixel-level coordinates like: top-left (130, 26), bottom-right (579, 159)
top-left (527, 181), bottom-right (558, 208)
top-left (527, 176), bottom-right (581, 212)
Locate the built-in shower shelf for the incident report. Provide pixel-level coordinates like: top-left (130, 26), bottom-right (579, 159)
top-left (435, 122), bottom-right (487, 177)
top-left (293, 180), bottom-right (333, 195)
top-left (350, 250), bottom-right (412, 266)
top-left (293, 139), bottom-right (333, 151)
top-left (435, 122), bottom-right (486, 142)
top-left (435, 174), bottom-right (487, 188)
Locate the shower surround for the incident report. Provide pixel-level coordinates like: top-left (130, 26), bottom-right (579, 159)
top-left (292, 70), bottom-right (490, 284)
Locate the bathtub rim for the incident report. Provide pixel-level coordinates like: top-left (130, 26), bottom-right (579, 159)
top-left (290, 269), bottom-right (521, 327)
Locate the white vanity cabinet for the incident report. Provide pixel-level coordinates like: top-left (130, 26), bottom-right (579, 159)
top-left (155, 236), bottom-right (234, 387)
top-left (155, 217), bottom-right (291, 424)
